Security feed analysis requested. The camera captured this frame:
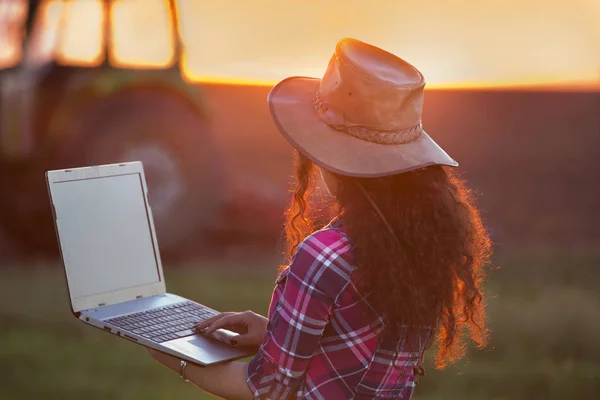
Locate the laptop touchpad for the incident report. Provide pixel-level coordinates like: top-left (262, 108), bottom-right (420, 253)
top-left (188, 336), bottom-right (213, 348)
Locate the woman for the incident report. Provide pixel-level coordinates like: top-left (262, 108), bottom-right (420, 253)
top-left (148, 38), bottom-right (491, 399)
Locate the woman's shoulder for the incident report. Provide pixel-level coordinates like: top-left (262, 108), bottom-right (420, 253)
top-left (310, 222), bottom-right (349, 244)
top-left (287, 224), bottom-right (355, 298)
top-left (299, 222), bottom-right (352, 258)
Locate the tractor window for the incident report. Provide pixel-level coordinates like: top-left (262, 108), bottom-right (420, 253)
top-left (54, 0), bottom-right (105, 66)
top-left (109, 0), bottom-right (176, 69)
top-left (0, 0), bottom-right (27, 69)
top-left (24, 0), bottom-right (63, 68)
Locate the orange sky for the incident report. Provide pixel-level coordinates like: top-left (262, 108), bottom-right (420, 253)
top-left (176, 0), bottom-right (600, 88)
top-left (2, 0), bottom-right (599, 89)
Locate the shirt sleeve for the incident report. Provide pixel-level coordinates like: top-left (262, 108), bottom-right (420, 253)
top-left (245, 229), bottom-right (352, 399)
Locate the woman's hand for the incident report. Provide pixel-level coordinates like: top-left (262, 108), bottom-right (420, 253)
top-left (195, 311), bottom-right (268, 348)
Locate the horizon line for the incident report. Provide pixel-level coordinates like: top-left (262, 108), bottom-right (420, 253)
top-left (192, 77), bottom-right (599, 93)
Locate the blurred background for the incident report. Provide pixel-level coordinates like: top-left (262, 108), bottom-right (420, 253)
top-left (0, 0), bottom-right (598, 399)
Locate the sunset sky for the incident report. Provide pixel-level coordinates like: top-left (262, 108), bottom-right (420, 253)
top-left (176, 0), bottom-right (600, 88)
top-left (1, 0), bottom-right (599, 88)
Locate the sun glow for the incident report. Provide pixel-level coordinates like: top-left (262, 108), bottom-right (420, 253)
top-left (176, 0), bottom-right (600, 89)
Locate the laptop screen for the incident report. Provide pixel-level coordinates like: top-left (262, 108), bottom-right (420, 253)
top-left (51, 172), bottom-right (161, 300)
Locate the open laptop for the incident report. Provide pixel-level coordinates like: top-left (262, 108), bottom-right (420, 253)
top-left (46, 161), bottom-right (254, 365)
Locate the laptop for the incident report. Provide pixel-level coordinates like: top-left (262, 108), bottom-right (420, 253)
top-left (46, 161), bottom-right (254, 365)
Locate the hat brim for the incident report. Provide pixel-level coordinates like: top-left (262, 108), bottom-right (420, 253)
top-left (268, 77), bottom-right (458, 177)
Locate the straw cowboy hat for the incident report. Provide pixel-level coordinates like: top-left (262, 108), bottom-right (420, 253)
top-left (268, 38), bottom-right (458, 177)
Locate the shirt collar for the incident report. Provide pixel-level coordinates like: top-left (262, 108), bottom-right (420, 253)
top-left (328, 215), bottom-right (344, 229)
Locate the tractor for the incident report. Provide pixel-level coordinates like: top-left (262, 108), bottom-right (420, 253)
top-left (0, 0), bottom-right (255, 261)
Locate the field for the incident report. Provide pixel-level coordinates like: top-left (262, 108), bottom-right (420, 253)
top-left (1, 250), bottom-right (599, 400)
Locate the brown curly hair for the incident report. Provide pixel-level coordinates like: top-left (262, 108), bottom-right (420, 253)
top-left (283, 150), bottom-right (492, 369)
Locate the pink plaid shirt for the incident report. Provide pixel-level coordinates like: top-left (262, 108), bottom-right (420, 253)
top-left (245, 223), bottom-right (422, 399)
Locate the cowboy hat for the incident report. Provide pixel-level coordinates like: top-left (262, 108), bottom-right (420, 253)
top-left (268, 38), bottom-right (458, 177)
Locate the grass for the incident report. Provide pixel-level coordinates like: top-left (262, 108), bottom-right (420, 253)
top-left (1, 251), bottom-right (599, 399)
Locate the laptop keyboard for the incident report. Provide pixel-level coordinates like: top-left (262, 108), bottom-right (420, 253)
top-left (106, 301), bottom-right (218, 343)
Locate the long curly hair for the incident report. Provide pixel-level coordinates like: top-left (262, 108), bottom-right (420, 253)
top-left (283, 150), bottom-right (492, 369)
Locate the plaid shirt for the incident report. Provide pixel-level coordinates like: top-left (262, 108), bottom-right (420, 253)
top-left (245, 223), bottom-right (422, 399)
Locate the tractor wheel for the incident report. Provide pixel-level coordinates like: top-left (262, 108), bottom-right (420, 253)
top-left (59, 89), bottom-right (228, 259)
top-left (1, 88), bottom-right (228, 262)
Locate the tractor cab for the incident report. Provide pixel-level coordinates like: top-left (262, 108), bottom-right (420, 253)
top-left (0, 0), bottom-right (201, 157)
top-left (1, 0), bottom-right (183, 70)
top-left (0, 0), bottom-right (228, 260)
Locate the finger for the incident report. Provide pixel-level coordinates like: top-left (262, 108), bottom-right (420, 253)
top-left (232, 333), bottom-right (262, 347)
top-left (204, 314), bottom-right (245, 335)
top-left (195, 312), bottom-right (230, 331)
top-left (194, 315), bottom-right (223, 331)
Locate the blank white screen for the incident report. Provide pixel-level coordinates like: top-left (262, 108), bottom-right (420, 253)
top-left (52, 173), bottom-right (160, 299)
